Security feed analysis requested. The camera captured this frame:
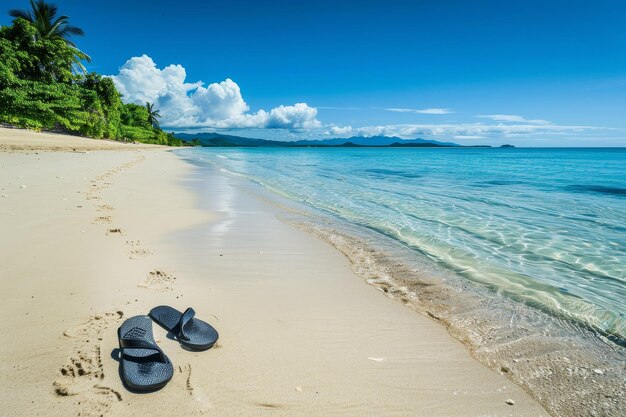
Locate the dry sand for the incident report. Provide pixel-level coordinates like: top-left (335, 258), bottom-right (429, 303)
top-left (0, 126), bottom-right (166, 152)
top-left (0, 128), bottom-right (548, 416)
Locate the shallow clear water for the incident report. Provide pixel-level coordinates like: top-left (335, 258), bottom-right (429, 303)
top-left (178, 147), bottom-right (626, 339)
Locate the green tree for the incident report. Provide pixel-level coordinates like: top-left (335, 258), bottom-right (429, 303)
top-left (9, 0), bottom-right (91, 72)
top-left (121, 103), bottom-right (150, 128)
top-left (0, 21), bottom-right (89, 131)
top-left (81, 73), bottom-right (122, 138)
top-left (0, 3), bottom-right (184, 146)
top-left (119, 103), bottom-right (158, 142)
top-left (145, 102), bottom-right (161, 129)
top-left (1, 19), bottom-right (74, 83)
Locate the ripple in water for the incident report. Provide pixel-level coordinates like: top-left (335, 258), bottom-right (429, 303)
top-left (179, 147), bottom-right (626, 340)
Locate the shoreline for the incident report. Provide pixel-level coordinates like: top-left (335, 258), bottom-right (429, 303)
top-left (279, 209), bottom-right (625, 417)
top-left (179, 147), bottom-right (625, 417)
top-left (159, 154), bottom-right (549, 415)
top-left (0, 130), bottom-right (560, 416)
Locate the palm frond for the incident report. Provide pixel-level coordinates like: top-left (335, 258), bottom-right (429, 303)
top-left (18, 1), bottom-right (86, 42)
top-left (71, 59), bottom-right (88, 75)
top-left (145, 102), bottom-right (162, 129)
top-left (79, 50), bottom-right (91, 62)
top-left (28, 0), bottom-right (39, 16)
top-left (70, 46), bottom-right (91, 62)
top-left (32, 0), bottom-right (46, 23)
top-left (8, 9), bottom-right (32, 21)
top-left (46, 2), bottom-right (59, 20)
top-left (49, 16), bottom-right (65, 36)
top-left (61, 24), bottom-right (84, 37)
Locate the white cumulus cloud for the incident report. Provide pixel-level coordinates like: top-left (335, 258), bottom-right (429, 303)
top-left (329, 125), bottom-right (353, 135)
top-left (109, 55), bottom-right (320, 130)
top-left (267, 103), bottom-right (321, 129)
top-left (191, 79), bottom-right (249, 120)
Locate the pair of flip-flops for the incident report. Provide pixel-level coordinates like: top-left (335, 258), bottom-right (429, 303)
top-left (117, 305), bottom-right (219, 391)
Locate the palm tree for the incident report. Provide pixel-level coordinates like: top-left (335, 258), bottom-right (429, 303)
top-left (146, 102), bottom-right (161, 129)
top-left (9, 0), bottom-right (91, 72)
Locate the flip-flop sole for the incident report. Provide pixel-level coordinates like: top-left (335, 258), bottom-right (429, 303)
top-left (150, 305), bottom-right (219, 350)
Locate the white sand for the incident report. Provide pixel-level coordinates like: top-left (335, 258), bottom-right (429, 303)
top-left (0, 128), bottom-right (548, 416)
top-left (0, 126), bottom-right (166, 152)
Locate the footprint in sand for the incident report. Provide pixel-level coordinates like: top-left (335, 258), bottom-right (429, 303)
top-left (178, 364), bottom-right (194, 395)
top-left (173, 364), bottom-right (213, 413)
top-left (97, 204), bottom-right (115, 212)
top-left (53, 311), bottom-right (125, 416)
top-left (92, 216), bottom-right (112, 225)
top-left (126, 241), bottom-right (151, 259)
top-left (128, 248), bottom-right (152, 259)
top-left (138, 270), bottom-right (175, 291)
top-left (256, 402), bottom-right (284, 409)
top-left (106, 228), bottom-right (123, 236)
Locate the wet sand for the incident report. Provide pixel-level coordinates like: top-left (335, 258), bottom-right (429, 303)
top-left (0, 129), bottom-right (548, 416)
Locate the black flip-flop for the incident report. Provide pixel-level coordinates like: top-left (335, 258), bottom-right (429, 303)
top-left (117, 315), bottom-right (173, 391)
top-left (149, 306), bottom-right (219, 350)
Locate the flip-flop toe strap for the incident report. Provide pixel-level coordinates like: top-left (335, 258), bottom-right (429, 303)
top-left (118, 328), bottom-right (167, 363)
top-left (178, 307), bottom-right (196, 341)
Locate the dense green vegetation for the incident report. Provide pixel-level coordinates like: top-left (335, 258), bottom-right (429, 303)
top-left (0, 1), bottom-right (183, 146)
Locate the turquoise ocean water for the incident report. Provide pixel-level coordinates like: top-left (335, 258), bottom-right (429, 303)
top-left (179, 147), bottom-right (626, 341)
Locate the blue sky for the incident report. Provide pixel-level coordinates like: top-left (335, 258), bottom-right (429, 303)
top-left (3, 0), bottom-right (626, 145)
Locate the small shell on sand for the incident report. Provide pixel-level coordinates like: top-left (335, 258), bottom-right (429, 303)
top-left (295, 386), bottom-right (302, 392)
top-left (368, 357), bottom-right (384, 362)
top-left (506, 399), bottom-right (515, 405)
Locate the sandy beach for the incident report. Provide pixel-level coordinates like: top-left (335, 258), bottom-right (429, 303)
top-left (0, 126), bottom-right (168, 152)
top-left (0, 128), bottom-right (549, 416)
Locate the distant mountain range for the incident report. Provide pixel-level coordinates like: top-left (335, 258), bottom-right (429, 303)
top-left (291, 135), bottom-right (460, 147)
top-left (172, 132), bottom-right (493, 148)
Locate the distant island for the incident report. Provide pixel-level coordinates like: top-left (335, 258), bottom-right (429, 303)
top-left (174, 132), bottom-right (506, 148)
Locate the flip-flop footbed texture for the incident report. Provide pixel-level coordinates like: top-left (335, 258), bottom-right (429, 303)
top-left (118, 315), bottom-right (173, 391)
